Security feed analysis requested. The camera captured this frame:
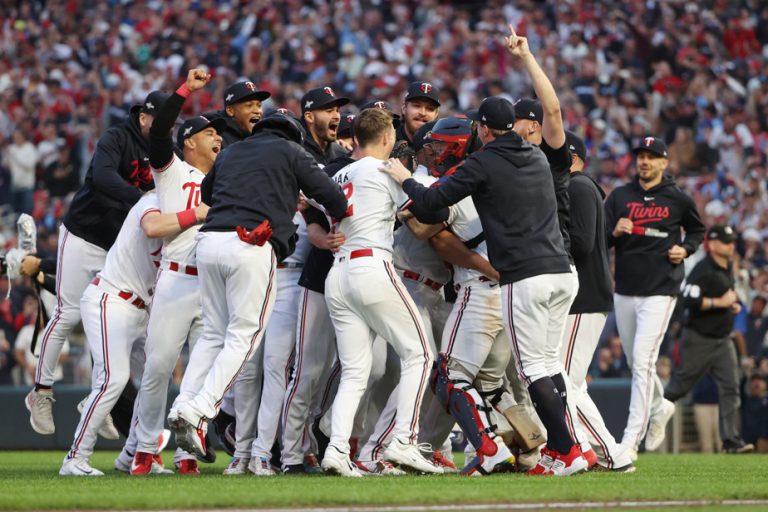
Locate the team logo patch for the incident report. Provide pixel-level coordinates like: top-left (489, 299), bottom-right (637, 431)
top-left (183, 126), bottom-right (193, 137)
top-left (305, 100), bottom-right (314, 110)
top-left (346, 114), bottom-right (355, 123)
top-left (225, 93), bottom-right (234, 102)
top-left (277, 108), bottom-right (289, 115)
top-left (145, 102), bottom-right (154, 110)
top-left (245, 81), bottom-right (256, 91)
top-left (323, 86), bottom-right (335, 96)
top-left (420, 82), bottom-right (432, 94)
top-left (374, 101), bottom-right (386, 110)
top-left (644, 137), bottom-right (655, 147)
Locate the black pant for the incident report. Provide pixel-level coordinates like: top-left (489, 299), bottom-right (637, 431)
top-left (664, 329), bottom-right (740, 442)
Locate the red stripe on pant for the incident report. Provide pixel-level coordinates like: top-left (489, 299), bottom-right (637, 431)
top-left (577, 408), bottom-right (613, 469)
top-left (506, 284), bottom-right (531, 387)
top-left (564, 314), bottom-right (581, 374)
top-left (384, 261), bottom-right (430, 444)
top-left (372, 412), bottom-right (397, 460)
top-left (36, 229), bottom-right (70, 384)
top-left (445, 286), bottom-right (471, 356)
top-left (282, 287), bottom-right (309, 428)
top-left (69, 293), bottom-right (111, 458)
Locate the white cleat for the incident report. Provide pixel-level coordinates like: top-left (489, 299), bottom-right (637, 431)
top-left (461, 438), bottom-right (516, 476)
top-left (383, 440), bottom-right (444, 474)
top-left (168, 408), bottom-right (207, 458)
top-left (77, 397), bottom-right (120, 440)
top-left (355, 459), bottom-right (406, 476)
top-left (26, 389), bottom-right (55, 435)
top-left (224, 457), bottom-right (250, 475)
top-left (645, 399), bottom-right (676, 451)
top-left (158, 429), bottom-right (171, 453)
top-left (248, 456), bottom-right (277, 476)
top-left (114, 449), bottom-right (133, 473)
top-left (59, 457), bottom-right (104, 477)
top-left (321, 447), bottom-right (363, 477)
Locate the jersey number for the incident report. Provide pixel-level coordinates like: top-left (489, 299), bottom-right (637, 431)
top-left (341, 182), bottom-right (354, 218)
top-left (183, 182), bottom-right (201, 209)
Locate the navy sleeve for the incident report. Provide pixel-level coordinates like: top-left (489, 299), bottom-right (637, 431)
top-left (293, 146), bottom-right (348, 220)
top-left (402, 159), bottom-right (483, 210)
top-left (91, 129), bottom-right (142, 204)
top-left (604, 190), bottom-right (619, 248)
top-left (680, 194), bottom-right (706, 257)
top-left (201, 164), bottom-right (215, 205)
top-left (149, 92), bottom-right (184, 170)
top-left (568, 178), bottom-right (598, 258)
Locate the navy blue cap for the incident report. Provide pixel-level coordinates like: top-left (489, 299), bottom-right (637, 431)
top-left (176, 115), bottom-right (227, 149)
top-left (565, 130), bottom-right (587, 162)
top-left (130, 90), bottom-right (171, 115)
top-left (466, 97), bottom-right (516, 130)
top-left (224, 81), bottom-right (270, 107)
top-left (633, 136), bottom-right (669, 158)
top-left (301, 86), bottom-right (350, 113)
top-left (405, 81), bottom-right (441, 106)
top-left (514, 98), bottom-right (543, 124)
top-left (338, 113), bottom-right (356, 138)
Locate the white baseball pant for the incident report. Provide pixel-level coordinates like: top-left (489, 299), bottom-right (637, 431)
top-left (66, 284), bottom-right (147, 460)
top-left (36, 225), bottom-right (106, 386)
top-left (172, 231), bottom-right (277, 425)
top-left (280, 287), bottom-right (337, 466)
top-left (249, 268), bottom-right (303, 460)
top-left (561, 312), bottom-right (631, 468)
top-left (614, 294), bottom-right (676, 451)
top-left (324, 254), bottom-right (432, 455)
top-left (230, 339), bottom-right (264, 459)
top-left (134, 268), bottom-right (202, 455)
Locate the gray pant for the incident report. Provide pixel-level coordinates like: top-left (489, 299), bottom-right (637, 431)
top-left (664, 329), bottom-right (741, 442)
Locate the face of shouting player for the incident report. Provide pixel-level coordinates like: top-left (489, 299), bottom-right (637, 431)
top-left (635, 150), bottom-right (667, 188)
top-left (402, 98), bottom-right (438, 138)
top-left (305, 106), bottom-right (341, 146)
top-left (186, 127), bottom-right (223, 173)
top-left (226, 99), bottom-right (263, 134)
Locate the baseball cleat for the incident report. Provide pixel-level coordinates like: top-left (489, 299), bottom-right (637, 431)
top-left (547, 444), bottom-right (589, 476)
top-left (722, 437), bottom-right (755, 454)
top-left (321, 447), bottom-right (363, 477)
top-left (169, 411), bottom-right (207, 459)
top-left (158, 429), bottom-right (171, 453)
top-left (282, 464), bottom-right (306, 475)
top-left (303, 453), bottom-right (323, 474)
top-left (197, 433), bottom-right (217, 464)
top-left (516, 446), bottom-right (542, 472)
top-left (645, 399), bottom-right (675, 451)
top-left (175, 459), bottom-right (200, 475)
top-left (223, 457), bottom-right (250, 475)
top-left (26, 389), bottom-right (55, 435)
top-left (131, 451), bottom-right (154, 475)
top-left (77, 397), bottom-right (120, 440)
top-left (60, 457), bottom-right (104, 477)
top-left (355, 459), bottom-right (406, 476)
top-left (248, 456), bottom-right (277, 476)
top-left (382, 440), bottom-right (443, 474)
top-left (114, 449), bottom-right (133, 473)
top-left (150, 454), bottom-right (173, 474)
top-left (212, 410), bottom-right (236, 457)
top-left (527, 446), bottom-right (556, 475)
top-left (460, 438), bottom-right (516, 476)
top-left (592, 462), bottom-right (637, 473)
top-left (582, 447), bottom-right (598, 468)
top-left (431, 451), bottom-right (458, 473)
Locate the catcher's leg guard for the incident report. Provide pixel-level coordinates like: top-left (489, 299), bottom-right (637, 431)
top-left (432, 353), bottom-right (498, 457)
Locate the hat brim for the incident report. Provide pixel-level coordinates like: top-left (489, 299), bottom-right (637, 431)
top-left (406, 94), bottom-right (440, 107)
top-left (304, 97), bottom-right (351, 112)
top-left (227, 91), bottom-right (271, 106)
top-left (632, 147), bottom-right (667, 158)
top-left (465, 110), bottom-right (482, 123)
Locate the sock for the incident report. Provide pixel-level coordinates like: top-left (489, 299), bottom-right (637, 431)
top-left (527, 377), bottom-right (574, 455)
top-left (35, 384), bottom-right (53, 393)
top-left (550, 373), bottom-right (568, 411)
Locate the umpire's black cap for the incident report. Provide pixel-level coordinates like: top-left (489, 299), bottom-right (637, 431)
top-left (405, 81), bottom-right (441, 106)
top-left (514, 98), bottom-right (543, 124)
top-left (706, 225), bottom-right (736, 244)
top-left (301, 86), bottom-right (350, 113)
top-left (176, 115), bottom-right (227, 149)
top-left (130, 90), bottom-right (171, 115)
top-left (467, 97), bottom-right (516, 130)
top-left (632, 136), bottom-right (669, 158)
top-left (224, 81), bottom-right (270, 107)
top-left (565, 130), bottom-right (587, 162)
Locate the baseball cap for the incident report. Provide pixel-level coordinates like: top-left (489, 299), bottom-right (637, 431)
top-left (706, 225), bottom-right (736, 244)
top-left (264, 107), bottom-right (298, 120)
top-left (565, 130), bottom-right (587, 162)
top-left (176, 115), bottom-right (227, 149)
top-left (338, 113), bottom-right (356, 138)
top-left (130, 90), bottom-right (171, 115)
top-left (224, 81), bottom-right (270, 107)
top-left (405, 81), bottom-right (441, 106)
top-left (514, 98), bottom-right (543, 124)
top-left (361, 99), bottom-right (402, 124)
top-left (301, 86), bottom-right (350, 113)
top-left (466, 97), bottom-right (516, 130)
top-left (632, 136), bottom-right (669, 158)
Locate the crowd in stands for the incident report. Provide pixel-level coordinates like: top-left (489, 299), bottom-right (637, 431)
top-left (0, 0), bottom-right (766, 448)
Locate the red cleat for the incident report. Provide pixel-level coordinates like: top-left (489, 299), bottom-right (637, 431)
top-left (583, 448), bottom-right (597, 468)
top-left (431, 451), bottom-right (458, 473)
top-left (176, 459), bottom-right (200, 475)
top-left (527, 447), bottom-right (556, 476)
top-left (130, 452), bottom-right (154, 475)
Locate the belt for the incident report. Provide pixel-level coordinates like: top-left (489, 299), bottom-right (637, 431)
top-left (336, 248), bottom-right (375, 262)
top-left (277, 262), bottom-right (304, 269)
top-left (91, 277), bottom-right (146, 310)
top-left (167, 261), bottom-right (198, 276)
top-left (401, 270), bottom-right (443, 291)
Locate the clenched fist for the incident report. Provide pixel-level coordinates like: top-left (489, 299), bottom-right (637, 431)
top-left (186, 68), bottom-right (211, 92)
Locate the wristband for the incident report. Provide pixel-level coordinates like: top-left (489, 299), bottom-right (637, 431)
top-left (176, 83), bottom-right (192, 99)
top-left (176, 208), bottom-right (197, 229)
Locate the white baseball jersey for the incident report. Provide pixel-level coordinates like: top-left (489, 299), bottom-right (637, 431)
top-left (331, 156), bottom-right (407, 255)
top-left (97, 193), bottom-right (162, 303)
top-left (446, 195), bottom-right (491, 285)
top-left (393, 168), bottom-right (451, 284)
top-left (152, 154), bottom-right (205, 265)
top-left (283, 212), bottom-right (310, 265)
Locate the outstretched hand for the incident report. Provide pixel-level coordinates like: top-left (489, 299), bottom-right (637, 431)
top-left (505, 25), bottom-right (531, 59)
top-left (379, 158), bottom-right (411, 184)
top-left (186, 68), bottom-right (211, 92)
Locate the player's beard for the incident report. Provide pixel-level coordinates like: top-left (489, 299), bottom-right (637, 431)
top-left (317, 118), bottom-right (339, 143)
top-left (405, 116), bottom-right (429, 138)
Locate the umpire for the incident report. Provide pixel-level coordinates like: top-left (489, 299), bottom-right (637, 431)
top-left (665, 225), bottom-right (755, 454)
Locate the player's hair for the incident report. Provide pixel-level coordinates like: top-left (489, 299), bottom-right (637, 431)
top-left (487, 126), bottom-right (513, 138)
top-left (353, 109), bottom-right (395, 148)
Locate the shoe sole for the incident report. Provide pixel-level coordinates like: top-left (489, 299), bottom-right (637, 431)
top-left (384, 452), bottom-right (443, 474)
top-left (170, 418), bottom-right (206, 458)
top-left (321, 461), bottom-right (361, 477)
top-left (645, 403), bottom-right (675, 451)
top-left (26, 396), bottom-right (54, 435)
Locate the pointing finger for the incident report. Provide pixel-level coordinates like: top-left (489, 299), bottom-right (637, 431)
top-left (508, 24), bottom-right (517, 38)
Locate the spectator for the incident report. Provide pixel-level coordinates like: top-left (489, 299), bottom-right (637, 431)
top-left (692, 374), bottom-right (721, 453)
top-left (741, 375), bottom-right (768, 452)
top-left (14, 323), bottom-right (70, 387)
top-left (3, 130), bottom-right (38, 214)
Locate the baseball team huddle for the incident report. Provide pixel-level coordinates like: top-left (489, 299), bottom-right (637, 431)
top-left (24, 27), bottom-right (709, 478)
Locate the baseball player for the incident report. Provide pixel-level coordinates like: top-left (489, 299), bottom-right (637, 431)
top-left (130, 70), bottom-right (226, 476)
top-left (59, 191), bottom-right (208, 476)
top-left (168, 111), bottom-right (347, 461)
top-left (559, 131), bottom-right (635, 472)
top-left (301, 86), bottom-right (350, 162)
top-left (396, 82), bottom-right (440, 147)
top-left (605, 135), bottom-right (705, 459)
top-left (27, 90), bottom-right (168, 436)
top-left (321, 108), bottom-right (441, 477)
top-left (382, 28), bottom-right (589, 475)
top-left (204, 81), bottom-right (271, 147)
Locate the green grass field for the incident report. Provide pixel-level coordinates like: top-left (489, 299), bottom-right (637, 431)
top-left (0, 451), bottom-right (766, 510)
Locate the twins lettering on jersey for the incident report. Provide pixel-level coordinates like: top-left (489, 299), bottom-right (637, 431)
top-left (128, 158), bottom-right (153, 187)
top-left (183, 182), bottom-right (202, 209)
top-left (625, 202), bottom-right (670, 226)
top-left (333, 172), bottom-right (354, 221)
